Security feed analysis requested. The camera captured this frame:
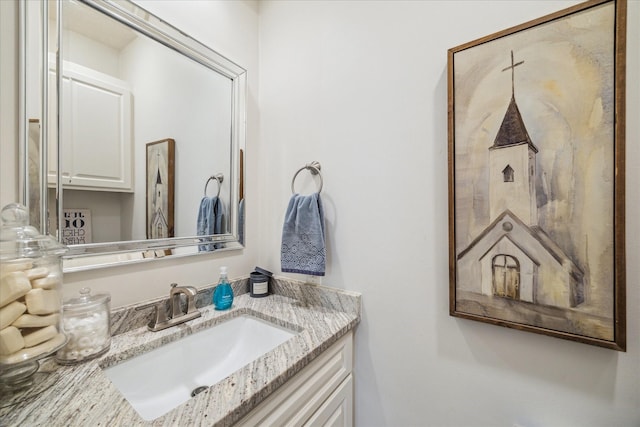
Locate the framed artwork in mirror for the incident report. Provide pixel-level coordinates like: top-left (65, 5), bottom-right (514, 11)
top-left (62, 209), bottom-right (92, 245)
top-left (146, 138), bottom-right (175, 239)
top-left (447, 0), bottom-right (626, 350)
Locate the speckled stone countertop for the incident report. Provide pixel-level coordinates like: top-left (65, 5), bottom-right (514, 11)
top-left (0, 278), bottom-right (361, 426)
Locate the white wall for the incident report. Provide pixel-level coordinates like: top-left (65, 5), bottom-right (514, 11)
top-left (57, 26), bottom-right (120, 76)
top-left (258, 1), bottom-right (639, 426)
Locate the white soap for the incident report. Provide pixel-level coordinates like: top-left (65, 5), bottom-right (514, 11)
top-left (26, 267), bottom-right (49, 281)
top-left (0, 326), bottom-right (25, 356)
top-left (25, 288), bottom-right (61, 315)
top-left (0, 333), bottom-right (65, 364)
top-left (23, 325), bottom-right (58, 347)
top-left (0, 271), bottom-right (32, 307)
top-left (0, 301), bottom-right (27, 330)
top-left (12, 313), bottom-right (59, 328)
top-left (0, 259), bottom-right (33, 277)
top-left (31, 275), bottom-right (61, 290)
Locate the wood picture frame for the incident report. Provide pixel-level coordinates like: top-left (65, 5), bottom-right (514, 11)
top-left (146, 138), bottom-right (175, 239)
top-left (447, 0), bottom-right (626, 350)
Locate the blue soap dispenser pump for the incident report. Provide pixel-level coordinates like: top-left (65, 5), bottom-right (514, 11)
top-left (213, 266), bottom-right (234, 310)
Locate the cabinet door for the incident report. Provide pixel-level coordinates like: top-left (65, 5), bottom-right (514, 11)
top-left (237, 332), bottom-right (353, 427)
top-left (68, 75), bottom-right (131, 190)
top-left (304, 375), bottom-right (353, 427)
top-left (48, 60), bottom-right (132, 192)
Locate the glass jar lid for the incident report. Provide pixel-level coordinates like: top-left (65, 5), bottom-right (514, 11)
top-left (0, 203), bottom-right (67, 261)
top-left (63, 287), bottom-right (111, 314)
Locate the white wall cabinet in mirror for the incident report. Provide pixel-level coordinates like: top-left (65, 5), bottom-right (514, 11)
top-left (47, 59), bottom-right (133, 192)
top-left (20, 0), bottom-right (247, 272)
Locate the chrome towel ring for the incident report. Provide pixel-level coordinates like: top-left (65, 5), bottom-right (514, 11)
top-left (291, 161), bottom-right (323, 194)
top-left (204, 173), bottom-right (224, 198)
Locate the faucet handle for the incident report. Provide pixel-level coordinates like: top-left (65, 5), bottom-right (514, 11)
top-left (147, 301), bottom-right (169, 330)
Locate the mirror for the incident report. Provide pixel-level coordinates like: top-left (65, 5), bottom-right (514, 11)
top-left (21, 0), bottom-right (246, 272)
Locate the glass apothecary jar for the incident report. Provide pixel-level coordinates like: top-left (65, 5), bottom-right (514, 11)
top-left (0, 203), bottom-right (68, 391)
top-left (56, 288), bottom-right (111, 364)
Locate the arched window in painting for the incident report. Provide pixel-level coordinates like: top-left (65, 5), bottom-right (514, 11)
top-left (502, 165), bottom-right (514, 182)
top-left (492, 254), bottom-right (520, 299)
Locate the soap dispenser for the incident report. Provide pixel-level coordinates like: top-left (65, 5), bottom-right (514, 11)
top-left (213, 266), bottom-right (233, 310)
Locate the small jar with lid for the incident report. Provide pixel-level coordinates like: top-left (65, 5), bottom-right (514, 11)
top-left (249, 266), bottom-right (273, 298)
top-left (56, 288), bottom-right (111, 364)
top-left (0, 203), bottom-right (68, 389)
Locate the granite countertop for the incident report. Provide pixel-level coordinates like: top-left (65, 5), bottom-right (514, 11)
top-left (0, 278), bottom-right (361, 426)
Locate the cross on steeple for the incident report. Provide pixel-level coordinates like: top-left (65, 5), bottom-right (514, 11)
top-left (501, 50), bottom-right (524, 99)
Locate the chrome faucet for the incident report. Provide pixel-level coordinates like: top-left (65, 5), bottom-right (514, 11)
top-left (138, 283), bottom-right (202, 332)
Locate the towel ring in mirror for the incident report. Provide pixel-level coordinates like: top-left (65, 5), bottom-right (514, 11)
top-left (204, 174), bottom-right (224, 198)
top-left (291, 161), bottom-right (323, 194)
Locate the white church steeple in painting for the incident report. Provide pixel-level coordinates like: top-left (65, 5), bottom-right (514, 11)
top-left (488, 51), bottom-right (538, 225)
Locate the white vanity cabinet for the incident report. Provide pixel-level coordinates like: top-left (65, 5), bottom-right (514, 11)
top-left (237, 331), bottom-right (354, 427)
top-left (48, 60), bottom-right (133, 192)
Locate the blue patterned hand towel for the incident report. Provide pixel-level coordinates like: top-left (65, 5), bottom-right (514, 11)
top-left (281, 192), bottom-right (326, 276)
top-left (197, 196), bottom-right (225, 252)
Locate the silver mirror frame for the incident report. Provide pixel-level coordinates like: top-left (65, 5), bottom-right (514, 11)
top-left (21, 0), bottom-right (247, 272)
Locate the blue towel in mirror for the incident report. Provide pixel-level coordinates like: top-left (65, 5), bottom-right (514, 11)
top-left (197, 196), bottom-right (224, 252)
top-left (281, 192), bottom-right (325, 276)
top-left (238, 198), bottom-right (245, 245)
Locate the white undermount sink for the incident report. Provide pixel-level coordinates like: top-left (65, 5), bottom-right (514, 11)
top-left (102, 314), bottom-right (296, 421)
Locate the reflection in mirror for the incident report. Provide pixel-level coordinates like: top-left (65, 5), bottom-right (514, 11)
top-left (28, 120), bottom-right (42, 231)
top-left (21, 1), bottom-right (49, 237)
top-left (21, 0), bottom-right (246, 271)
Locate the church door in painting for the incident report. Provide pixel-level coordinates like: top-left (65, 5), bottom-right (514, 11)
top-left (492, 254), bottom-right (520, 299)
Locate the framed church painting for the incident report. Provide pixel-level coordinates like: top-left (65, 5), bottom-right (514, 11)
top-left (146, 138), bottom-right (175, 240)
top-left (447, 0), bottom-right (626, 350)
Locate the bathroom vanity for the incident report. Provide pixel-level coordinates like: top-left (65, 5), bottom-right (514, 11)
top-left (0, 278), bottom-right (360, 426)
